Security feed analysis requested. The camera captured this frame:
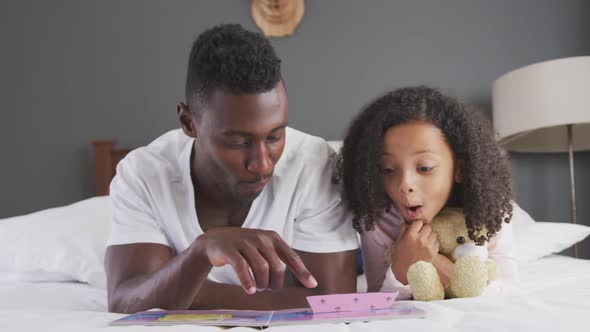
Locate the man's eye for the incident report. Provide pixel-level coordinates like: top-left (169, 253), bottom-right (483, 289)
top-left (266, 135), bottom-right (281, 142)
top-left (226, 140), bottom-right (250, 147)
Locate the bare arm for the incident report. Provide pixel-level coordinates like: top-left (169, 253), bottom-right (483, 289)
top-left (190, 249), bottom-right (358, 310)
top-left (391, 222), bottom-right (440, 285)
top-left (432, 254), bottom-right (454, 287)
top-left (105, 241), bottom-right (211, 313)
top-left (106, 228), bottom-right (354, 313)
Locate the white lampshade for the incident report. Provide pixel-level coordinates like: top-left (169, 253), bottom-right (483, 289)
top-left (492, 56), bottom-right (590, 153)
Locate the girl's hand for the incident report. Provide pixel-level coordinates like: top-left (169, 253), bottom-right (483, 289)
top-left (391, 221), bottom-right (440, 285)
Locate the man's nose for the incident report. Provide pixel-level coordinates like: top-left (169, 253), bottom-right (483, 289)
top-left (246, 143), bottom-right (273, 175)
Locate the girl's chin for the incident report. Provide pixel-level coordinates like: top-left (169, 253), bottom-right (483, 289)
top-left (404, 218), bottom-right (432, 225)
top-left (402, 211), bottom-right (434, 225)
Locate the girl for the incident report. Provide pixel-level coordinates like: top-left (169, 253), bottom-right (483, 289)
top-left (339, 86), bottom-right (518, 299)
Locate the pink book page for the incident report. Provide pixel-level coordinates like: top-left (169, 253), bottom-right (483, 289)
top-left (306, 292), bottom-right (399, 313)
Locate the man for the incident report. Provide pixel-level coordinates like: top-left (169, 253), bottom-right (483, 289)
top-left (105, 24), bottom-right (358, 314)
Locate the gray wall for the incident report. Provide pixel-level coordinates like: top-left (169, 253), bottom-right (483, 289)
top-left (1, 1), bottom-right (589, 257)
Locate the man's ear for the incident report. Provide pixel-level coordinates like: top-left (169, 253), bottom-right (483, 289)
top-left (454, 160), bottom-right (463, 183)
top-left (177, 102), bottom-right (198, 138)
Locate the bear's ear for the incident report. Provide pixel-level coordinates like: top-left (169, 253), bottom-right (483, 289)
top-left (454, 160), bottom-right (463, 183)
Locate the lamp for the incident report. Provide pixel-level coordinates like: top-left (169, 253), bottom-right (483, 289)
top-left (492, 56), bottom-right (590, 258)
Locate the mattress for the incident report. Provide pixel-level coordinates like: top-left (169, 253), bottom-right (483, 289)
top-left (1, 255), bottom-right (589, 331)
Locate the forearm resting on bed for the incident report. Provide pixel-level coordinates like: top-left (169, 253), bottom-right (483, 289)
top-left (191, 250), bottom-right (358, 310)
top-left (107, 246), bottom-right (357, 313)
top-left (105, 243), bottom-right (212, 314)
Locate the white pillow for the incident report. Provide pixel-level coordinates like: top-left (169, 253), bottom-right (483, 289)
top-left (0, 271), bottom-right (72, 283)
top-left (511, 202), bottom-right (590, 263)
top-left (327, 140), bottom-right (343, 152)
top-left (0, 196), bottom-right (111, 288)
top-left (0, 196), bottom-right (587, 287)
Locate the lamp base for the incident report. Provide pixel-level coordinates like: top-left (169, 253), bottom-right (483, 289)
top-left (567, 124), bottom-right (578, 258)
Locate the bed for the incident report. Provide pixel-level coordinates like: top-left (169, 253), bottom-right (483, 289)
top-left (0, 139), bottom-right (589, 331)
top-left (1, 255), bottom-right (589, 331)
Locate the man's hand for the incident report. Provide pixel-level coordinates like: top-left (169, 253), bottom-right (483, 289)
top-left (391, 221), bottom-right (439, 285)
top-left (106, 228), bottom-right (350, 313)
top-left (193, 227), bottom-right (317, 295)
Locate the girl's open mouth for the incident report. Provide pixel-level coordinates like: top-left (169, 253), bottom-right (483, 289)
top-left (406, 205), bottom-right (422, 219)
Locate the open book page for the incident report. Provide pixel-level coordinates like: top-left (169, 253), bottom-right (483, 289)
top-left (268, 302), bottom-right (425, 326)
top-left (109, 292), bottom-right (426, 327)
top-left (110, 309), bottom-right (274, 327)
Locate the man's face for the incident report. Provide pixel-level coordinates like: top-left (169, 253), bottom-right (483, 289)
top-left (192, 81), bottom-right (288, 202)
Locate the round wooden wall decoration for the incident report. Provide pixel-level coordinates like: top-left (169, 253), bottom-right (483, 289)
top-left (251, 0), bottom-right (304, 37)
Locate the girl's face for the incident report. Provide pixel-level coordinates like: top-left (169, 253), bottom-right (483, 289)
top-left (381, 120), bottom-right (460, 224)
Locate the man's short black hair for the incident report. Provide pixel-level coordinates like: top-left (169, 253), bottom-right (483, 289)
top-left (185, 24), bottom-right (282, 115)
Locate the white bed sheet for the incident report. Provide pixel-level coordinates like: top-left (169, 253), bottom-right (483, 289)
top-left (0, 281), bottom-right (107, 312)
top-left (1, 255), bottom-right (589, 332)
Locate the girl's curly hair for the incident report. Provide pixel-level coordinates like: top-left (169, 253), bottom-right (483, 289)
top-left (338, 86), bottom-right (513, 245)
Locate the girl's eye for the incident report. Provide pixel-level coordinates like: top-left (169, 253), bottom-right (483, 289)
top-left (417, 166), bottom-right (434, 173)
top-left (382, 168), bottom-right (398, 174)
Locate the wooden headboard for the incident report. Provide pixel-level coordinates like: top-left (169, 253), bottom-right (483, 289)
top-left (92, 140), bottom-right (131, 196)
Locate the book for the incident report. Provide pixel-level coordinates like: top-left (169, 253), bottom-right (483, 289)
top-left (109, 292), bottom-right (426, 327)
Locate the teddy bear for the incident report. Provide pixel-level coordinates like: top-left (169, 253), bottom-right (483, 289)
top-left (387, 208), bottom-right (496, 301)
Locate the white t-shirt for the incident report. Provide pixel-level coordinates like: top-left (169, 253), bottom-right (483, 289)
top-left (107, 128), bottom-right (359, 285)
